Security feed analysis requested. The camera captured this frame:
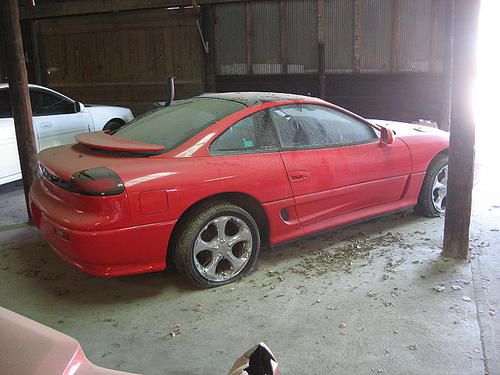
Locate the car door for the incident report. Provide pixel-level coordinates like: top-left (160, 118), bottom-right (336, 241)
top-left (272, 104), bottom-right (411, 227)
top-left (209, 108), bottom-right (299, 243)
top-left (209, 109), bottom-right (288, 194)
top-left (0, 88), bottom-right (22, 184)
top-left (30, 88), bottom-right (92, 150)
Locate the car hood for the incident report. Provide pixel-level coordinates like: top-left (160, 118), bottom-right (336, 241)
top-left (84, 104), bottom-right (125, 109)
top-left (368, 119), bottom-right (446, 137)
top-left (83, 105), bottom-right (135, 128)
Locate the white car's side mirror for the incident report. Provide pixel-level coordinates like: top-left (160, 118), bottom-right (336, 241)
top-left (74, 102), bottom-right (84, 113)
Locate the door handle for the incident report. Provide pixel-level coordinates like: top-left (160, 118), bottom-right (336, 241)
top-left (40, 122), bottom-right (52, 129)
top-left (289, 170), bottom-right (310, 181)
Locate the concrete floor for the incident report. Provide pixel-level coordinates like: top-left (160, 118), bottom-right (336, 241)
top-left (0, 175), bottom-right (498, 375)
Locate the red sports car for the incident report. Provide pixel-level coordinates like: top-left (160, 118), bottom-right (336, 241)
top-left (30, 92), bottom-right (449, 287)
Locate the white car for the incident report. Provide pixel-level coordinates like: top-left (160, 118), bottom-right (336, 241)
top-left (0, 84), bottom-right (134, 185)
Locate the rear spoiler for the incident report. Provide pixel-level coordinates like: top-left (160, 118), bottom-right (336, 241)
top-left (75, 132), bottom-right (165, 152)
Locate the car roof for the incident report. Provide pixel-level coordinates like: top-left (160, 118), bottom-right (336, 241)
top-left (0, 83), bottom-right (75, 102)
top-left (0, 83), bottom-right (47, 90)
top-left (1, 86), bottom-right (323, 108)
top-left (198, 92), bottom-right (326, 107)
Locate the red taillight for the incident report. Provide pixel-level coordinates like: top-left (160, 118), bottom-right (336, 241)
top-left (70, 167), bottom-right (124, 196)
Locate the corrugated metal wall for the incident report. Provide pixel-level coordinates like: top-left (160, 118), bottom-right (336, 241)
top-left (431, 0), bottom-right (449, 72)
top-left (214, 0), bottom-right (443, 75)
top-left (286, 0), bottom-right (318, 73)
top-left (211, 0), bottom-right (452, 124)
top-left (252, 1), bottom-right (281, 73)
top-left (215, 3), bottom-right (247, 75)
top-left (397, 0), bottom-right (433, 72)
top-left (360, 0), bottom-right (392, 72)
top-left (325, 0), bottom-right (353, 73)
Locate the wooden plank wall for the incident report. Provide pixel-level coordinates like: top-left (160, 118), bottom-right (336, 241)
top-left (38, 9), bottom-right (205, 115)
top-left (216, 72), bottom-right (445, 123)
top-left (0, 36), bottom-right (7, 81)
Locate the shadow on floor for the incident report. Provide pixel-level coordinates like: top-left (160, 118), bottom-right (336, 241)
top-left (2, 210), bottom-right (433, 308)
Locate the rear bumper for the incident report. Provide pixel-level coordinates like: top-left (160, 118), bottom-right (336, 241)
top-left (30, 179), bottom-right (176, 277)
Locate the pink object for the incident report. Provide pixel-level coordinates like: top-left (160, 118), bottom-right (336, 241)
top-left (0, 307), bottom-right (137, 374)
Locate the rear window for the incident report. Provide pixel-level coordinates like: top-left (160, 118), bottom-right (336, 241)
top-left (113, 98), bottom-right (245, 152)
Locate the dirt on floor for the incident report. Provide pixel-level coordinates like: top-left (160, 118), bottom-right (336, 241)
top-left (0, 176), bottom-right (498, 375)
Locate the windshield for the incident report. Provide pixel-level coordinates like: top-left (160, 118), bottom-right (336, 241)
top-left (113, 98), bottom-right (246, 152)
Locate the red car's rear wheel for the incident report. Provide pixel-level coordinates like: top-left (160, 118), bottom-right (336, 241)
top-left (172, 201), bottom-right (260, 288)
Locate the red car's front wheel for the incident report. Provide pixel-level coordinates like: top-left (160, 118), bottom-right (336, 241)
top-left (417, 153), bottom-right (449, 217)
top-left (172, 201), bottom-right (261, 288)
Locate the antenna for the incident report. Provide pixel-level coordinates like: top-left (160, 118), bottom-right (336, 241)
top-left (165, 77), bottom-right (175, 107)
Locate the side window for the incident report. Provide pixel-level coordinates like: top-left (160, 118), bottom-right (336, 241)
top-left (0, 89), bottom-right (12, 118)
top-left (30, 90), bottom-right (75, 116)
top-left (272, 104), bottom-right (376, 148)
top-left (211, 109), bottom-right (280, 154)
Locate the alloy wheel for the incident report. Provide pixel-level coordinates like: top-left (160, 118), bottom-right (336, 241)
top-left (193, 215), bottom-right (253, 282)
top-left (432, 165), bottom-right (448, 213)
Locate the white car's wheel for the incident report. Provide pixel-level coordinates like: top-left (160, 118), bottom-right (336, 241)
top-left (103, 120), bottom-right (124, 133)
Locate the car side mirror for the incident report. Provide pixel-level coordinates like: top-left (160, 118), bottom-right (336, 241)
top-left (74, 102), bottom-right (84, 113)
top-left (380, 126), bottom-right (394, 145)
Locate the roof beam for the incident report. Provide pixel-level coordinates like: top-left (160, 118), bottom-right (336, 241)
top-left (20, 0), bottom-right (242, 20)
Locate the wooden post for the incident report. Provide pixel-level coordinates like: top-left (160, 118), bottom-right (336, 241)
top-left (29, 20), bottom-right (44, 85)
top-left (317, 0), bottom-right (325, 99)
top-left (280, 0), bottom-right (288, 74)
top-left (246, 2), bottom-right (253, 75)
top-left (439, 0), bottom-right (454, 131)
top-left (442, 0), bottom-right (481, 259)
top-left (0, 34), bottom-right (7, 81)
top-left (201, 5), bottom-right (216, 92)
top-left (353, 0), bottom-right (361, 73)
top-left (429, 0), bottom-right (441, 73)
top-left (390, 0), bottom-right (400, 72)
top-left (0, 0), bottom-right (37, 221)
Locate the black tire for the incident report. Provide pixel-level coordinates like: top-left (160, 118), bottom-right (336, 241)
top-left (172, 201), bottom-right (261, 288)
top-left (103, 120), bottom-right (124, 133)
top-left (416, 153), bottom-right (448, 217)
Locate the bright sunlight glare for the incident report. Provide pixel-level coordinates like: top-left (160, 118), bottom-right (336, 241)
top-left (475, 0), bottom-right (500, 186)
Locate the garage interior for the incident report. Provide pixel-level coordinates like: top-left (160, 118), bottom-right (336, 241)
top-left (0, 0), bottom-right (499, 374)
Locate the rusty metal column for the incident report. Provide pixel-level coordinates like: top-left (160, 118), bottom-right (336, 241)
top-left (0, 0), bottom-right (37, 221)
top-left (317, 0), bottom-right (326, 99)
top-left (443, 0), bottom-right (481, 259)
top-left (439, 0), bottom-right (454, 131)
